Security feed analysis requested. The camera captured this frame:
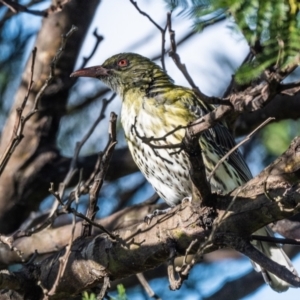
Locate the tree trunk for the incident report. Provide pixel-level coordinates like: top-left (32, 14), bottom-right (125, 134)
top-left (0, 0), bottom-right (101, 233)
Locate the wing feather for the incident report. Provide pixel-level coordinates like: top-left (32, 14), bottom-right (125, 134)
top-left (188, 100), bottom-right (252, 184)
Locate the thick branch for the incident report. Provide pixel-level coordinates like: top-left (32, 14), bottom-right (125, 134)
top-left (2, 136), bottom-right (300, 298)
top-left (235, 92), bottom-right (300, 136)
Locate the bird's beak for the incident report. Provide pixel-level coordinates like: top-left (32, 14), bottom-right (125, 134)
top-left (70, 65), bottom-right (109, 78)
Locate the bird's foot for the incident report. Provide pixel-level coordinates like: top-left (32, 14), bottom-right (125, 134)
top-left (144, 208), bottom-right (172, 225)
top-left (182, 196), bottom-right (192, 204)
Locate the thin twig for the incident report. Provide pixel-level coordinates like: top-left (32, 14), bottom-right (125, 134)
top-left (47, 179), bottom-right (79, 297)
top-left (63, 93), bottom-right (116, 186)
top-left (131, 117), bottom-right (184, 164)
top-left (152, 30), bottom-right (196, 61)
top-left (168, 238), bottom-right (198, 290)
top-left (97, 276), bottom-right (110, 300)
top-left (0, 47), bottom-right (36, 176)
top-left (34, 25), bottom-right (78, 109)
top-left (167, 13), bottom-right (230, 106)
top-left (82, 112), bottom-right (118, 237)
top-left (67, 88), bottom-right (111, 115)
top-left (80, 28), bottom-right (104, 69)
top-left (251, 235), bottom-right (300, 246)
top-left (222, 51), bottom-right (254, 98)
top-left (51, 92), bottom-right (116, 215)
top-left (136, 273), bottom-right (161, 299)
top-left (129, 0), bottom-right (167, 70)
top-left (208, 117), bottom-right (275, 182)
top-left (0, 0), bottom-right (71, 18)
top-left (181, 239), bottom-right (198, 270)
top-left (21, 92), bottom-right (116, 241)
top-left (131, 116), bottom-right (183, 163)
top-left (78, 153), bottom-right (103, 196)
top-left (0, 0), bottom-right (47, 16)
top-left (48, 186), bottom-right (116, 239)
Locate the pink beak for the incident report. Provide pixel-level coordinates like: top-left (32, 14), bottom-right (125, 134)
top-left (70, 65), bottom-right (109, 78)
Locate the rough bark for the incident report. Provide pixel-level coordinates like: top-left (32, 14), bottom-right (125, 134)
top-left (1, 136), bottom-right (300, 299)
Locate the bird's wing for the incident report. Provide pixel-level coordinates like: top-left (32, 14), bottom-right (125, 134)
top-left (186, 96), bottom-right (252, 183)
top-left (203, 121), bottom-right (253, 182)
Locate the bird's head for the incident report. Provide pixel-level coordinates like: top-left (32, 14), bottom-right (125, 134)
top-left (70, 53), bottom-right (173, 97)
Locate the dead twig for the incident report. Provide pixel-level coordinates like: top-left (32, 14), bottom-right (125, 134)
top-left (167, 13), bottom-right (230, 106)
top-left (169, 239), bottom-right (199, 290)
top-left (167, 247), bottom-right (180, 290)
top-left (80, 28), bottom-right (104, 69)
top-left (0, 27), bottom-right (80, 241)
top-left (63, 93), bottom-right (116, 187)
top-left (0, 0), bottom-right (71, 18)
top-left (0, 47), bottom-right (36, 176)
top-left (34, 25), bottom-right (78, 109)
top-left (208, 117), bottom-right (275, 182)
top-left (131, 117), bottom-right (183, 164)
top-left (47, 187), bottom-right (78, 297)
top-left (49, 92), bottom-right (116, 220)
top-left (97, 276), bottom-right (110, 300)
top-left (129, 0), bottom-right (167, 70)
top-left (48, 185), bottom-right (116, 239)
top-left (136, 273), bottom-right (161, 299)
top-left (151, 29), bottom-right (196, 61)
top-left (131, 117), bottom-right (183, 149)
top-left (251, 235), bottom-right (300, 246)
top-left (82, 112), bottom-right (118, 237)
top-left (67, 88), bottom-right (111, 115)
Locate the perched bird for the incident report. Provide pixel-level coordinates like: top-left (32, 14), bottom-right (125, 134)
top-left (71, 53), bottom-right (296, 292)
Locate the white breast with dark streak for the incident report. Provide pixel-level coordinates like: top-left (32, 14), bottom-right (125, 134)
top-left (121, 101), bottom-right (192, 207)
top-left (121, 98), bottom-right (246, 206)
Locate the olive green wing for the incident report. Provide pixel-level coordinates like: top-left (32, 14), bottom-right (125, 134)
top-left (186, 96), bottom-right (252, 184)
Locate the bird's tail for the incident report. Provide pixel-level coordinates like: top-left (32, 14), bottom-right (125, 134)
top-left (250, 226), bottom-right (297, 292)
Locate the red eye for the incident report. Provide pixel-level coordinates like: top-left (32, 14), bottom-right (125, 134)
top-left (117, 59), bottom-right (128, 67)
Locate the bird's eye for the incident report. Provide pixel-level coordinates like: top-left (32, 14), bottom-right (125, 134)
top-left (117, 59), bottom-right (128, 67)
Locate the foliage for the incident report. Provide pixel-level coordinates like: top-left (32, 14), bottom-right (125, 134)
top-left (108, 284), bottom-right (127, 300)
top-left (262, 120), bottom-right (300, 157)
top-left (115, 284), bottom-right (127, 300)
top-left (81, 285), bottom-right (127, 300)
top-left (82, 291), bottom-right (96, 300)
top-left (165, 0), bottom-right (300, 83)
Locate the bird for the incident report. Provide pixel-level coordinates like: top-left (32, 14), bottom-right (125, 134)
top-left (71, 52), bottom-right (296, 292)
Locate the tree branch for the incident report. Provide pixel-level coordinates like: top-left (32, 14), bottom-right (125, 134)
top-left (2, 136), bottom-right (300, 297)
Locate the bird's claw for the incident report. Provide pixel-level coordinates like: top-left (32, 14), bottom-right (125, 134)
top-left (144, 208), bottom-right (172, 225)
top-left (182, 196), bottom-right (192, 204)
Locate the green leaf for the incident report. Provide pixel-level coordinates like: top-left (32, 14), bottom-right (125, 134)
top-left (165, 0), bottom-right (300, 83)
top-left (82, 291), bottom-right (96, 300)
top-left (262, 120), bottom-right (300, 156)
top-left (116, 284), bottom-right (127, 300)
